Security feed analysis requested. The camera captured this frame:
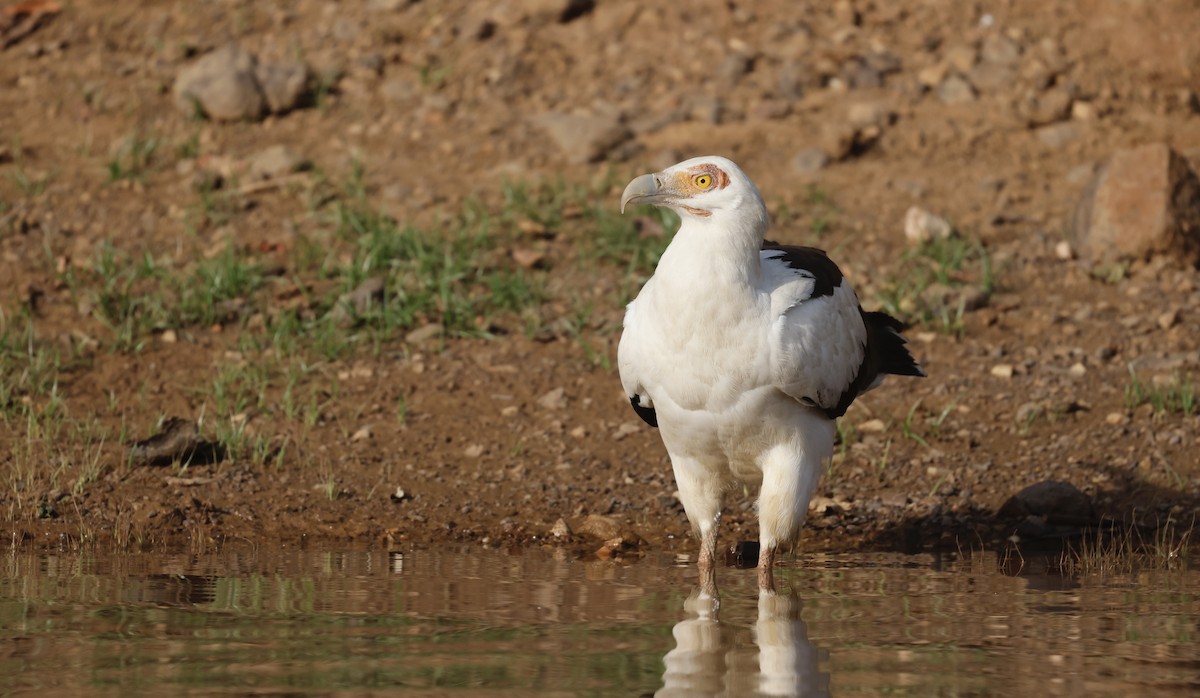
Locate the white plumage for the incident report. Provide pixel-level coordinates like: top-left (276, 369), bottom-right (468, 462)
top-left (618, 156), bottom-right (924, 591)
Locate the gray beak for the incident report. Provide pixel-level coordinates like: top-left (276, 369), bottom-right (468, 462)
top-left (620, 173), bottom-right (662, 214)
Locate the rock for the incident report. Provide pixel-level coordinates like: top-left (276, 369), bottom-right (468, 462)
top-left (511, 247), bottom-right (545, 269)
top-left (944, 45), bottom-right (978, 73)
top-left (254, 60), bottom-right (309, 114)
top-left (173, 44), bottom-right (265, 121)
top-left (937, 75), bottom-right (976, 104)
top-left (1157, 308), bottom-right (1180, 330)
top-left (611, 422), bottom-right (640, 441)
top-left (847, 101), bottom-right (892, 129)
top-left (980, 33), bottom-right (1021, 65)
top-left (1021, 87), bottom-right (1072, 126)
top-left (968, 62), bottom-right (1016, 91)
top-left (550, 518), bottom-right (572, 538)
top-left (247, 144), bottom-right (303, 180)
top-left (579, 514), bottom-right (621, 540)
top-left (327, 277), bottom-right (386, 326)
top-left (904, 206), bottom-right (953, 245)
top-left (536, 387), bottom-right (567, 411)
top-left (998, 480), bottom-right (1095, 526)
top-left (534, 112), bottom-right (631, 164)
top-left (1055, 241), bottom-right (1075, 260)
top-left (405, 323), bottom-right (444, 344)
top-left (990, 364), bottom-right (1014, 378)
top-left (1072, 144), bottom-right (1200, 265)
top-left (351, 425), bottom-right (373, 441)
top-left (1035, 122), bottom-right (1080, 149)
top-left (791, 147), bottom-right (829, 175)
top-left (390, 486), bottom-right (412, 502)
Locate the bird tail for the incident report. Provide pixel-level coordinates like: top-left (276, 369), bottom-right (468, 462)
top-left (864, 311), bottom-right (925, 378)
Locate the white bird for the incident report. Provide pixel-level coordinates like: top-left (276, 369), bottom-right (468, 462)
top-left (618, 156), bottom-right (924, 591)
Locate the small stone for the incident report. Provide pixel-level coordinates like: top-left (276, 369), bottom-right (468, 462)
top-left (464, 444), bottom-right (484, 458)
top-left (937, 74), bottom-right (976, 104)
top-left (904, 206), bottom-right (953, 245)
top-left (1022, 87), bottom-right (1072, 127)
top-left (405, 323), bottom-right (444, 344)
top-left (612, 422), bottom-right (640, 441)
top-left (980, 33), bottom-right (1021, 65)
top-left (160, 329), bottom-right (178, 343)
top-left (351, 425), bottom-right (373, 441)
top-left (173, 44), bottom-right (265, 121)
top-left (1157, 308), bottom-right (1180, 330)
top-left (550, 518), bottom-right (572, 538)
top-left (945, 45), bottom-right (978, 73)
top-left (1055, 241), bottom-right (1075, 260)
top-left (327, 277), bottom-right (386, 326)
top-left (717, 53), bottom-right (753, 88)
top-left (847, 101), bottom-right (891, 129)
top-left (791, 147), bottom-right (829, 175)
top-left (1068, 362), bottom-right (1087, 377)
top-left (534, 112), bottom-right (631, 164)
top-left (390, 486), bottom-right (411, 502)
top-left (537, 387), bottom-right (567, 411)
top-left (255, 60), bottom-right (309, 114)
top-left (511, 247), bottom-right (546, 269)
top-left (501, 405), bottom-right (520, 417)
top-left (1071, 101), bottom-right (1097, 121)
top-left (579, 514), bottom-right (621, 540)
top-left (1036, 123), bottom-right (1081, 149)
top-left (991, 364), bottom-right (1014, 378)
top-left (1105, 412), bottom-right (1127, 425)
top-left (247, 144), bottom-right (303, 180)
top-left (858, 418), bottom-right (886, 433)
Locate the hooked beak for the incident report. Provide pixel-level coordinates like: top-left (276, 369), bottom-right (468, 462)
top-left (620, 172), bottom-right (667, 214)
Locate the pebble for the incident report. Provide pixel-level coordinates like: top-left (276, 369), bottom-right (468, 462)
top-left (351, 425), bottom-right (373, 441)
top-left (991, 364), bottom-right (1014, 379)
top-left (858, 418), bottom-right (886, 433)
top-left (1055, 241), bottom-right (1075, 260)
top-left (791, 147), bottom-right (829, 175)
top-left (405, 323), bottom-right (444, 344)
top-left (1068, 362), bottom-right (1087, 377)
top-left (534, 112), bottom-right (631, 164)
top-left (550, 518), bottom-right (572, 538)
top-left (1035, 123), bottom-right (1081, 148)
top-left (937, 75), bottom-right (976, 104)
top-left (1157, 308), bottom-right (1180, 330)
top-left (904, 206), bottom-right (953, 245)
top-left (173, 44), bottom-right (265, 121)
top-left (537, 387), bottom-right (567, 411)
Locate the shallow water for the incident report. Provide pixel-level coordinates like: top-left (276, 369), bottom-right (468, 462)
top-left (1, 545), bottom-right (1198, 697)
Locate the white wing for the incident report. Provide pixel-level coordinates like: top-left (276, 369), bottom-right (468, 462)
top-left (762, 250), bottom-right (867, 415)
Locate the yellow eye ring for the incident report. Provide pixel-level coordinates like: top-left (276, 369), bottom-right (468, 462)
top-left (693, 174), bottom-right (713, 189)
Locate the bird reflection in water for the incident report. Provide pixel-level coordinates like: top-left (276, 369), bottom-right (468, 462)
top-left (657, 584), bottom-right (830, 697)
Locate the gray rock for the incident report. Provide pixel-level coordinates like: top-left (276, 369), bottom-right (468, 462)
top-left (327, 277), bottom-right (386, 326)
top-left (1072, 143), bottom-right (1200, 265)
top-left (247, 145), bottom-right (304, 180)
top-left (1021, 87), bottom-right (1073, 126)
top-left (967, 62), bottom-right (1016, 91)
top-left (1035, 122), bottom-right (1080, 148)
top-left (980, 33), bottom-right (1021, 65)
top-left (937, 74), bottom-right (976, 104)
top-left (791, 147), bottom-right (829, 175)
top-left (255, 60), bottom-right (309, 114)
top-left (173, 44), bottom-right (265, 121)
top-left (534, 112), bottom-right (631, 164)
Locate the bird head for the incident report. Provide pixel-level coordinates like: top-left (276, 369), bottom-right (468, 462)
top-left (620, 156), bottom-right (767, 223)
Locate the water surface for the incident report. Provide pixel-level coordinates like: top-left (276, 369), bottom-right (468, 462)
top-left (2, 545), bottom-right (1197, 696)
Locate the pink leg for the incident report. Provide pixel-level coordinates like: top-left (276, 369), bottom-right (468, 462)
top-left (698, 525), bottom-right (719, 597)
top-left (757, 544), bottom-right (776, 592)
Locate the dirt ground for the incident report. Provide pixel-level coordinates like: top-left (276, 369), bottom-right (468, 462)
top-left (2, 0), bottom-right (1198, 561)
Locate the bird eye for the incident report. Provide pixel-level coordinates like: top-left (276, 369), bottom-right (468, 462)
top-left (693, 174), bottom-right (712, 189)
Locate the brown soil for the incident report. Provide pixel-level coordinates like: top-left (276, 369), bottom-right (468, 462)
top-left (2, 0), bottom-right (1198, 559)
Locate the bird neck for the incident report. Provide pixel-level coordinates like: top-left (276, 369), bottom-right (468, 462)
top-left (658, 208), bottom-right (768, 288)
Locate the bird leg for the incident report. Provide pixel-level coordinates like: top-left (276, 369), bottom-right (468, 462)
top-left (757, 544), bottom-right (776, 593)
top-left (697, 523), bottom-right (719, 597)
